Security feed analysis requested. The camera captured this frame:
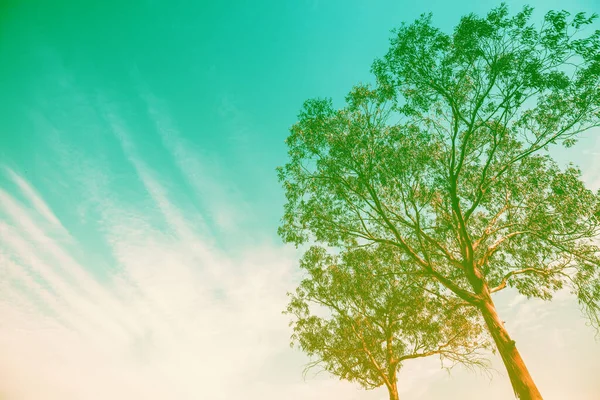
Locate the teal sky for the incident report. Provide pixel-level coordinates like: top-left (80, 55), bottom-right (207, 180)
top-left (2, 0), bottom-right (600, 245)
top-left (1, 1), bottom-right (600, 399)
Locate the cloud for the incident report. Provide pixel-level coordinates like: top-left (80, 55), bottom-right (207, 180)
top-left (2, 80), bottom-right (599, 399)
top-left (3, 167), bottom-right (68, 236)
top-left (134, 82), bottom-right (252, 235)
top-left (0, 112), bottom-right (382, 400)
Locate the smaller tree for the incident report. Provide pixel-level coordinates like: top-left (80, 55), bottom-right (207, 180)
top-left (286, 246), bottom-right (489, 400)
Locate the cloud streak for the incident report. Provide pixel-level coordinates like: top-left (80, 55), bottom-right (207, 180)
top-left (1, 88), bottom-right (599, 400)
top-left (0, 107), bottom-right (380, 400)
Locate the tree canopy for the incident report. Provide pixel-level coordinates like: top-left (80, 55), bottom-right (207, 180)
top-left (286, 246), bottom-right (488, 400)
top-left (280, 4), bottom-right (600, 399)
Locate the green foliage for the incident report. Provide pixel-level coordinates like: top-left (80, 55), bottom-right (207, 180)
top-left (280, 3), bottom-right (600, 322)
top-left (285, 246), bottom-right (489, 390)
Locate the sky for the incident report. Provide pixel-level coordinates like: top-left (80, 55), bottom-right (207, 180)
top-left (0, 0), bottom-right (600, 399)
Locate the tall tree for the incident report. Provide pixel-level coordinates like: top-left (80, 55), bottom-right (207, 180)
top-left (278, 4), bottom-right (600, 399)
top-left (286, 246), bottom-right (488, 400)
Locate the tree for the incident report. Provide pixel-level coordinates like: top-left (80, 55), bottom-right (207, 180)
top-left (285, 246), bottom-right (488, 400)
top-left (278, 4), bottom-right (600, 399)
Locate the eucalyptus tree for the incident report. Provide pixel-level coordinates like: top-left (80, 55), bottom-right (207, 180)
top-left (279, 5), bottom-right (600, 399)
top-left (286, 246), bottom-right (488, 400)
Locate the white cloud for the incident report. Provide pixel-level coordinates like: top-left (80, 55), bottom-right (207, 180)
top-left (1, 92), bottom-right (599, 399)
top-left (137, 87), bottom-right (252, 234)
top-left (4, 167), bottom-right (68, 236)
top-left (0, 136), bottom-right (378, 400)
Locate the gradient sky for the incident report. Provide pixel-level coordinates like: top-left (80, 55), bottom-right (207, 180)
top-left (1, 1), bottom-right (600, 399)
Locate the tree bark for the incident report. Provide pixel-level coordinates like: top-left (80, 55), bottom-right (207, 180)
top-left (387, 379), bottom-right (399, 400)
top-left (480, 295), bottom-right (543, 399)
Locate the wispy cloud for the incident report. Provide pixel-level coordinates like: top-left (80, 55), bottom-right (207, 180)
top-left (137, 86), bottom-right (252, 235)
top-left (3, 167), bottom-right (68, 236)
top-left (2, 78), bottom-right (600, 399)
top-left (0, 108), bottom-right (380, 399)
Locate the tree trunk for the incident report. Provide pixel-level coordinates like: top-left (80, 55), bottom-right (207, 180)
top-left (387, 380), bottom-right (399, 400)
top-left (480, 295), bottom-right (543, 399)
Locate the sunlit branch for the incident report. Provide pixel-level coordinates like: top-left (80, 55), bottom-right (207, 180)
top-left (490, 267), bottom-right (557, 294)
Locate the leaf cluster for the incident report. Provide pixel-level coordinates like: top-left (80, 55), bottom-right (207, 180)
top-left (279, 4), bottom-right (600, 327)
top-left (285, 246), bottom-right (489, 390)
